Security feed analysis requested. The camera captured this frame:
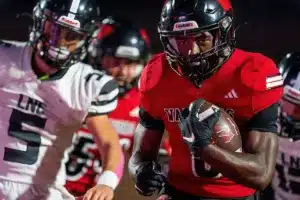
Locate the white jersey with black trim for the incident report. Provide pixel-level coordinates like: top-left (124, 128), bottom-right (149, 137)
top-left (0, 41), bottom-right (118, 186)
top-left (272, 137), bottom-right (300, 200)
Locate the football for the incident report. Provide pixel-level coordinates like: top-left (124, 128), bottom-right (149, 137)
top-left (197, 100), bottom-right (242, 153)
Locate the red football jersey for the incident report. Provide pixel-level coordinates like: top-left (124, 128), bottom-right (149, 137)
top-left (139, 49), bottom-right (283, 198)
top-left (65, 87), bottom-right (140, 195)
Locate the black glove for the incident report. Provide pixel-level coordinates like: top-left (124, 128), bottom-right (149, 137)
top-left (178, 99), bottom-right (221, 151)
top-left (135, 161), bottom-right (167, 196)
top-left (156, 187), bottom-right (172, 200)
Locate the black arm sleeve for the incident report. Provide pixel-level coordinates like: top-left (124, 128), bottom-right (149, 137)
top-left (88, 78), bottom-right (119, 116)
top-left (247, 102), bottom-right (279, 134)
top-left (139, 108), bottom-right (165, 133)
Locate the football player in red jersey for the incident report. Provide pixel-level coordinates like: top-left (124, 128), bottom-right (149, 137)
top-left (128, 0), bottom-right (283, 199)
top-left (64, 16), bottom-right (153, 196)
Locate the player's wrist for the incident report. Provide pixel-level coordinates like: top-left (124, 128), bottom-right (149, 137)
top-left (193, 143), bottom-right (212, 156)
top-left (189, 136), bottom-right (211, 152)
top-left (194, 139), bottom-right (211, 149)
top-left (96, 170), bottom-right (119, 190)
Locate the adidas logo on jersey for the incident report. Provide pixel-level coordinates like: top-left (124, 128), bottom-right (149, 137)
top-left (224, 89), bottom-right (238, 99)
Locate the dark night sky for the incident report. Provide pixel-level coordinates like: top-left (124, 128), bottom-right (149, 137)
top-left (1, 0), bottom-right (300, 62)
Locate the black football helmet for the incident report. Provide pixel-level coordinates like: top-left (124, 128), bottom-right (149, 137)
top-left (278, 52), bottom-right (300, 141)
top-left (158, 0), bottom-right (235, 87)
top-left (31, 0), bottom-right (101, 69)
top-left (89, 16), bottom-right (151, 95)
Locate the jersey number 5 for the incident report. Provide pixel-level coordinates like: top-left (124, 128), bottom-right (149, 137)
top-left (3, 109), bottom-right (46, 165)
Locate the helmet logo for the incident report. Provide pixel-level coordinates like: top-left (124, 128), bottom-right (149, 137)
top-left (173, 21), bottom-right (198, 31)
top-left (58, 16), bottom-right (81, 29)
top-left (116, 46), bottom-right (140, 58)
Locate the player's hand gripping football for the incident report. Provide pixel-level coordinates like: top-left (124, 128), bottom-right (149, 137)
top-left (135, 161), bottom-right (167, 196)
top-left (80, 185), bottom-right (114, 200)
top-left (178, 99), bottom-right (221, 151)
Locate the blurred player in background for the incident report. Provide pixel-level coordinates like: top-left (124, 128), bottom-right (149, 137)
top-left (129, 0), bottom-right (283, 199)
top-left (271, 53), bottom-right (300, 200)
top-left (64, 16), bottom-right (165, 196)
top-left (0, 0), bottom-right (123, 200)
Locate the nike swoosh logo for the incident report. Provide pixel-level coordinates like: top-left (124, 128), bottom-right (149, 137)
top-left (129, 107), bottom-right (139, 117)
top-left (183, 132), bottom-right (195, 143)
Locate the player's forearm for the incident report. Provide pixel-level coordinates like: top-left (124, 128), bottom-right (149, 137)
top-left (198, 144), bottom-right (269, 190)
top-left (128, 151), bottom-right (143, 179)
top-left (93, 130), bottom-right (124, 189)
top-left (87, 115), bottom-right (123, 173)
top-left (128, 124), bottom-right (163, 179)
top-left (97, 135), bottom-right (123, 172)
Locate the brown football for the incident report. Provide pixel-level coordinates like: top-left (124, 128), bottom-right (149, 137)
top-left (197, 100), bottom-right (242, 153)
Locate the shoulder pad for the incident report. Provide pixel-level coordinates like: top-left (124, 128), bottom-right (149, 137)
top-left (84, 70), bottom-right (107, 85)
top-left (240, 53), bottom-right (281, 92)
top-left (79, 62), bottom-right (94, 71)
top-left (0, 40), bottom-right (27, 48)
top-left (139, 53), bottom-right (165, 93)
top-left (0, 40), bottom-right (28, 68)
top-left (0, 40), bottom-right (13, 48)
